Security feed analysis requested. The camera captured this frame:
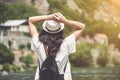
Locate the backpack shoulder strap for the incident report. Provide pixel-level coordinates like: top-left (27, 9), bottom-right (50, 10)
top-left (63, 59), bottom-right (68, 72)
top-left (38, 44), bottom-right (48, 77)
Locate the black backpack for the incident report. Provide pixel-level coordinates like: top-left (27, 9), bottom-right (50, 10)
top-left (39, 45), bottom-right (66, 80)
top-left (39, 56), bottom-right (61, 80)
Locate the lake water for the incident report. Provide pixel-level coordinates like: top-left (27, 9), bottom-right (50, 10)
top-left (0, 67), bottom-right (120, 80)
top-left (0, 73), bottom-right (120, 80)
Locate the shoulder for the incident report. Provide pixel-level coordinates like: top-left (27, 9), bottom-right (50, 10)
top-left (65, 34), bottom-right (75, 42)
top-left (63, 34), bottom-right (76, 54)
top-left (31, 34), bottom-right (42, 51)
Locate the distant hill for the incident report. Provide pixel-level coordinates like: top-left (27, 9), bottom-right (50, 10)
top-left (0, 0), bottom-right (49, 14)
top-left (1, 0), bottom-right (120, 26)
top-left (94, 0), bottom-right (120, 26)
top-left (0, 0), bottom-right (26, 3)
top-left (73, 0), bottom-right (120, 27)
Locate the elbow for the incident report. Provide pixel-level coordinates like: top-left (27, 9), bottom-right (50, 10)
top-left (82, 24), bottom-right (86, 29)
top-left (28, 17), bottom-right (36, 24)
top-left (28, 17), bottom-right (32, 22)
top-left (80, 23), bottom-right (85, 30)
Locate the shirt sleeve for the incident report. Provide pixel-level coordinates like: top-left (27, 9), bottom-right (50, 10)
top-left (34, 66), bottom-right (39, 80)
top-left (31, 34), bottom-right (39, 51)
top-left (65, 34), bottom-right (76, 54)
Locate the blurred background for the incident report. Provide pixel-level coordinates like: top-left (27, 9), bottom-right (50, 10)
top-left (0, 0), bottom-right (120, 80)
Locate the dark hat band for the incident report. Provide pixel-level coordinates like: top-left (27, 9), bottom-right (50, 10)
top-left (46, 26), bottom-right (61, 32)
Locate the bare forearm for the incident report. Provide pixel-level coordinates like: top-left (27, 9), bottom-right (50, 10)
top-left (28, 15), bottom-right (52, 24)
top-left (28, 15), bottom-right (52, 37)
top-left (52, 12), bottom-right (85, 30)
top-left (63, 19), bottom-right (85, 30)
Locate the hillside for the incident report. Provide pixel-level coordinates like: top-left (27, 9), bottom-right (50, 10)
top-left (1, 0), bottom-right (120, 49)
top-left (73, 0), bottom-right (120, 27)
top-left (94, 0), bottom-right (120, 26)
top-left (0, 0), bottom-right (49, 14)
top-left (1, 0), bottom-right (120, 26)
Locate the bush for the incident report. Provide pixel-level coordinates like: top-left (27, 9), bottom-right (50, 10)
top-left (0, 3), bottom-right (38, 23)
top-left (27, 43), bottom-right (31, 50)
top-left (113, 58), bottom-right (120, 67)
top-left (48, 0), bottom-right (66, 12)
top-left (10, 64), bottom-right (21, 72)
top-left (0, 43), bottom-right (14, 64)
top-left (97, 44), bottom-right (109, 67)
top-left (20, 54), bottom-right (34, 67)
top-left (70, 42), bottom-right (92, 67)
top-left (2, 63), bottom-right (10, 72)
top-left (18, 44), bottom-right (26, 50)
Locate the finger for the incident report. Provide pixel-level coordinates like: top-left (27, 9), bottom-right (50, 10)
top-left (54, 13), bottom-right (60, 18)
top-left (50, 14), bottom-right (54, 19)
top-left (53, 14), bottom-right (60, 20)
top-left (52, 18), bottom-right (58, 22)
top-left (56, 12), bottom-right (62, 17)
top-left (52, 14), bottom-right (57, 19)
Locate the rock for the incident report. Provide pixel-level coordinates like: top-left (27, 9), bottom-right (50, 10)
top-left (94, 1), bottom-right (120, 26)
top-left (34, 0), bottom-right (49, 14)
top-left (2, 71), bottom-right (8, 76)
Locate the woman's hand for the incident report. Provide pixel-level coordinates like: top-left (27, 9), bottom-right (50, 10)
top-left (52, 12), bottom-right (85, 41)
top-left (46, 14), bottom-right (54, 20)
top-left (52, 12), bottom-right (66, 23)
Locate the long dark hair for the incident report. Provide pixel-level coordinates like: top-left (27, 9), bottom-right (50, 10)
top-left (39, 30), bottom-right (64, 58)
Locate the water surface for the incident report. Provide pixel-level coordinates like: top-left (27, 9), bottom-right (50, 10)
top-left (0, 67), bottom-right (120, 80)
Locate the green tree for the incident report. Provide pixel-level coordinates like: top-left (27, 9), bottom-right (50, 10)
top-left (2, 63), bottom-right (10, 72)
top-left (0, 3), bottom-right (39, 23)
top-left (10, 64), bottom-right (21, 72)
top-left (18, 44), bottom-right (26, 50)
top-left (74, 0), bottom-right (103, 16)
top-left (0, 43), bottom-right (14, 64)
top-left (97, 44), bottom-right (109, 67)
top-left (70, 42), bottom-right (92, 67)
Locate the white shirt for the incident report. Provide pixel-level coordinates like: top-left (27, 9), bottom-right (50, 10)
top-left (31, 34), bottom-right (76, 80)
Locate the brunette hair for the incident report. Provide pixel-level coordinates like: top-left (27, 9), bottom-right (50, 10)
top-left (39, 30), bottom-right (64, 58)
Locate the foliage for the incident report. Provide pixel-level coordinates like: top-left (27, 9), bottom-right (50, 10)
top-left (2, 63), bottom-right (10, 72)
top-left (97, 44), bottom-right (109, 67)
top-left (70, 42), bottom-right (92, 67)
top-left (0, 3), bottom-right (38, 23)
top-left (18, 44), bottom-right (26, 50)
top-left (113, 58), bottom-right (120, 67)
top-left (0, 43), bottom-right (14, 64)
top-left (27, 43), bottom-right (31, 50)
top-left (70, 41), bottom-right (110, 67)
top-left (23, 32), bottom-right (31, 37)
top-left (20, 54), bottom-right (34, 67)
top-left (48, 0), bottom-right (66, 13)
top-left (74, 0), bottom-right (103, 16)
top-left (10, 64), bottom-right (21, 72)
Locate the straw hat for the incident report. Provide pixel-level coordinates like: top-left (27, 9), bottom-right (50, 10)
top-left (42, 20), bottom-right (64, 33)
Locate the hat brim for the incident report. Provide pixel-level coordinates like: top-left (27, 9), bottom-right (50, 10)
top-left (42, 20), bottom-right (64, 33)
